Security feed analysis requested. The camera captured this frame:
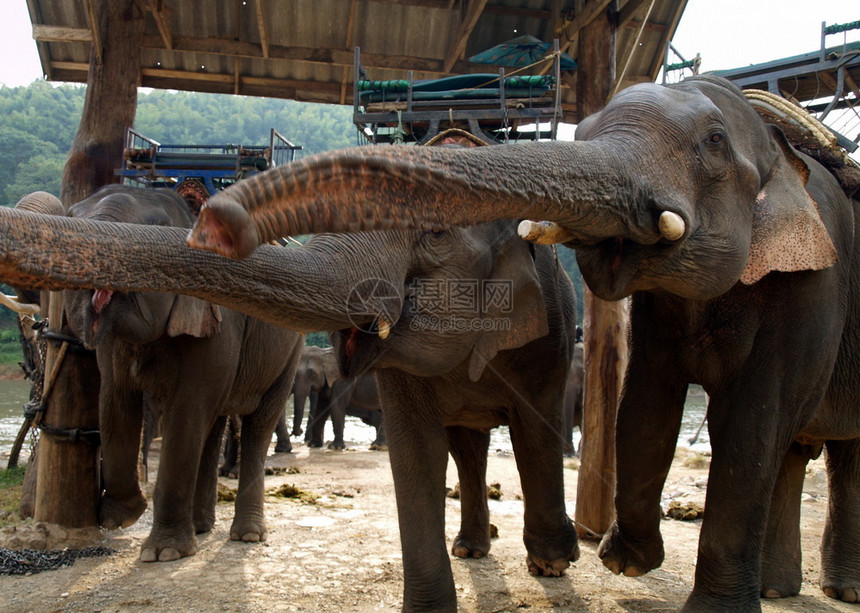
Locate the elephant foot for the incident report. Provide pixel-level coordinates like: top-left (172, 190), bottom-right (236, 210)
top-left (327, 441), bottom-right (346, 451)
top-left (274, 440), bottom-right (293, 453)
top-left (193, 509), bottom-right (216, 534)
top-left (230, 518), bottom-right (268, 543)
top-left (597, 522), bottom-right (665, 577)
top-left (451, 531), bottom-right (491, 559)
top-left (823, 584), bottom-right (859, 602)
top-left (760, 566), bottom-right (801, 599)
top-left (307, 439), bottom-right (323, 448)
top-left (369, 442), bottom-right (388, 451)
top-left (523, 516), bottom-right (579, 577)
top-left (680, 588), bottom-right (762, 612)
top-left (99, 492), bottom-right (147, 530)
top-left (526, 549), bottom-right (577, 577)
top-left (219, 466), bottom-right (239, 479)
top-left (139, 531), bottom-right (198, 562)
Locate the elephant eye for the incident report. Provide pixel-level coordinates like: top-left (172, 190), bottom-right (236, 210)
top-left (705, 131), bottom-right (724, 145)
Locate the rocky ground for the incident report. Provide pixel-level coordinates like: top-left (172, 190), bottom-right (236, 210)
top-left (0, 433), bottom-right (853, 613)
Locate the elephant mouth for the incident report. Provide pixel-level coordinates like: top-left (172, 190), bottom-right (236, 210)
top-left (92, 289), bottom-right (114, 315)
top-left (334, 325), bottom-right (390, 378)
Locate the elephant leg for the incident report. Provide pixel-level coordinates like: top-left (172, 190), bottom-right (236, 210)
top-left (141, 411), bottom-right (211, 562)
top-left (308, 391), bottom-right (330, 448)
top-left (760, 441), bottom-right (815, 598)
top-left (231, 375), bottom-right (292, 543)
top-left (98, 382), bottom-right (147, 530)
top-left (509, 400), bottom-right (578, 577)
top-left (328, 392), bottom-right (348, 450)
top-left (378, 370), bottom-right (456, 612)
top-left (370, 413), bottom-right (387, 450)
top-left (218, 415), bottom-right (240, 478)
top-left (194, 416), bottom-right (227, 534)
top-left (820, 438), bottom-right (860, 602)
top-left (598, 363), bottom-right (687, 577)
top-left (445, 425), bottom-right (491, 559)
top-left (274, 411), bottom-right (293, 453)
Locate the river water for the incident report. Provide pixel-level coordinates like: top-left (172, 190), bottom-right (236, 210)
top-left (0, 379), bottom-right (710, 463)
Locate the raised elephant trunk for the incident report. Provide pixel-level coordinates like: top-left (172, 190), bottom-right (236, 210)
top-left (190, 141), bottom-right (675, 261)
top-left (0, 207), bottom-right (402, 334)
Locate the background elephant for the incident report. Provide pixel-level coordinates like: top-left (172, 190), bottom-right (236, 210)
top-left (182, 75), bottom-right (860, 610)
top-left (562, 343), bottom-right (584, 457)
top-left (306, 369), bottom-right (384, 450)
top-left (0, 196), bottom-right (580, 611)
top-left (272, 343), bottom-right (339, 452)
top-left (53, 185), bottom-right (304, 563)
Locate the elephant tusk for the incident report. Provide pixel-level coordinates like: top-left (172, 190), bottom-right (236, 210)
top-left (377, 317), bottom-right (391, 340)
top-left (0, 294), bottom-right (40, 315)
top-left (658, 211), bottom-right (686, 241)
top-left (517, 220), bottom-right (577, 245)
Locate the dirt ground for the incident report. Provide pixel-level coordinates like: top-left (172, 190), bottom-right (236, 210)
top-left (0, 433), bottom-right (854, 613)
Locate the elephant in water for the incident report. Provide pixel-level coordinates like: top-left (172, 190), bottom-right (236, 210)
top-left (169, 75), bottom-right (859, 611)
top-left (0, 187), bottom-right (579, 610)
top-left (33, 185), bottom-right (304, 563)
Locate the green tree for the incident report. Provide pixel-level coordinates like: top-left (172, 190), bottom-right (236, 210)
top-left (4, 153), bottom-right (65, 204)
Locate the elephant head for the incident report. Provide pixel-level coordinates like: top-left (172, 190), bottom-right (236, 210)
top-left (187, 75), bottom-right (838, 303)
top-left (60, 185), bottom-right (222, 348)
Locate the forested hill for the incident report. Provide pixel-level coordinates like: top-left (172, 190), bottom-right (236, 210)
top-left (0, 79), bottom-right (356, 206)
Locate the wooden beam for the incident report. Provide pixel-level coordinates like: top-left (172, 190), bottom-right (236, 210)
top-left (254, 0), bottom-right (270, 59)
top-left (84, 0), bottom-right (102, 63)
top-left (147, 0), bottom-right (174, 51)
top-left (340, 0), bottom-right (358, 104)
top-left (558, 0), bottom-right (613, 57)
top-left (443, 0), bottom-right (489, 73)
top-left (31, 25), bottom-right (91, 43)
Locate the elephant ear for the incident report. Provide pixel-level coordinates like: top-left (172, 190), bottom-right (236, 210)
top-left (468, 238), bottom-right (549, 382)
top-left (166, 294), bottom-right (223, 338)
top-left (321, 350), bottom-right (341, 386)
top-left (741, 127), bottom-right (837, 285)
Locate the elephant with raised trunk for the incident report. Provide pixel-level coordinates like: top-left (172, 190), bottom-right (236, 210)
top-left (173, 75), bottom-right (859, 611)
top-left (23, 185), bottom-right (304, 563)
top-left (0, 185), bottom-right (579, 610)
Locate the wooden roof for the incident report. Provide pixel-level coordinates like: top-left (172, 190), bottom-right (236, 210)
top-left (25, 0), bottom-right (689, 123)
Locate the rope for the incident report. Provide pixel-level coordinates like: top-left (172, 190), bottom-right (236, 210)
top-left (743, 89), bottom-right (845, 155)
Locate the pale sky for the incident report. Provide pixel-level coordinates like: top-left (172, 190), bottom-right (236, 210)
top-left (1, 1), bottom-right (856, 88)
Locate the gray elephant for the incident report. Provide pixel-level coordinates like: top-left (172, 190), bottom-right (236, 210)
top-left (41, 185), bottom-right (304, 563)
top-left (275, 343), bottom-right (339, 451)
top-left (180, 74), bottom-right (860, 611)
top-left (0, 198), bottom-right (579, 611)
top-left (562, 343), bottom-right (583, 457)
top-left (307, 368), bottom-right (384, 450)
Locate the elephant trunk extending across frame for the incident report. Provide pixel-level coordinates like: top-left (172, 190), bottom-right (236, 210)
top-left (188, 141), bottom-right (677, 261)
top-left (0, 206), bottom-right (402, 336)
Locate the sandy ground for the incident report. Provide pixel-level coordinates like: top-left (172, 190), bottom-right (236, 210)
top-left (0, 433), bottom-right (854, 613)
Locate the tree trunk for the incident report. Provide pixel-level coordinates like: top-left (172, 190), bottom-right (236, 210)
top-left (574, 0), bottom-right (628, 538)
top-left (34, 0), bottom-right (144, 528)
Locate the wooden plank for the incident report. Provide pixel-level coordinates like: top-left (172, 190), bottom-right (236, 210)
top-left (254, 0), bottom-right (270, 59)
top-left (442, 0), bottom-right (489, 73)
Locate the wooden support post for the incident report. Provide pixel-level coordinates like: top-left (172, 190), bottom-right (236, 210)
top-left (575, 292), bottom-right (627, 536)
top-left (573, 0), bottom-right (629, 538)
top-left (33, 0), bottom-right (144, 528)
